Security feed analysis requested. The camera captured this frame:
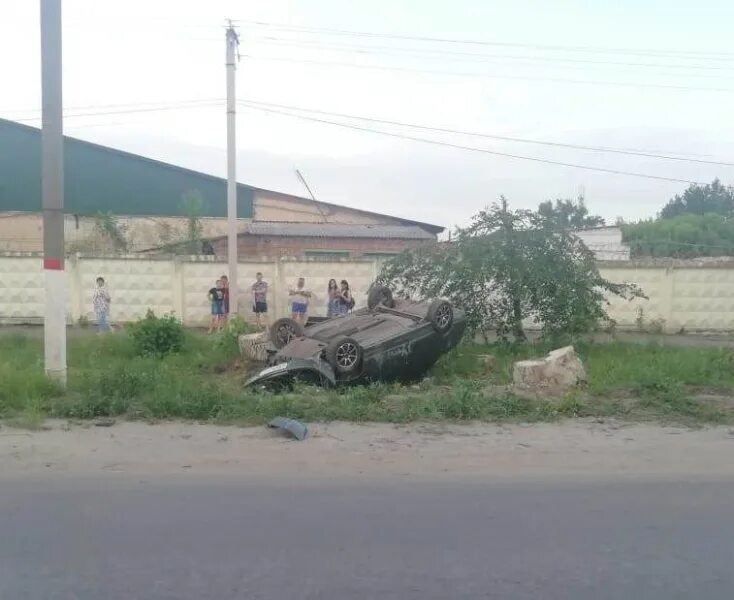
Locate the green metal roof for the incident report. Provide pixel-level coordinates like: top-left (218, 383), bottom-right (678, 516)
top-left (0, 118), bottom-right (253, 218)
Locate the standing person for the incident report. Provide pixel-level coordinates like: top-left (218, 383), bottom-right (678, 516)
top-left (251, 272), bottom-right (268, 330)
top-left (207, 279), bottom-right (225, 334)
top-left (289, 277), bottom-right (312, 325)
top-left (220, 274), bottom-right (230, 323)
top-left (92, 277), bottom-right (112, 333)
top-left (326, 279), bottom-right (340, 317)
top-left (337, 279), bottom-right (354, 316)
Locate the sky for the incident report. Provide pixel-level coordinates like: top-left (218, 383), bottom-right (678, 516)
top-left (1, 0), bottom-right (733, 231)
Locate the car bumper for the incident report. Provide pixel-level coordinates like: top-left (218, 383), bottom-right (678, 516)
top-left (245, 358), bottom-right (337, 389)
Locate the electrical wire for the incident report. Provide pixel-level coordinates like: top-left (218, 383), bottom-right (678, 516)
top-left (5, 101), bottom-right (224, 123)
top-left (238, 20), bottom-right (734, 60)
top-left (242, 54), bottom-right (734, 93)
top-left (1, 98), bottom-right (223, 117)
top-left (238, 99), bottom-right (734, 167)
top-left (238, 103), bottom-right (706, 185)
top-left (246, 36), bottom-right (734, 73)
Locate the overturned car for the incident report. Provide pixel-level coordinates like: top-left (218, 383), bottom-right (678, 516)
top-left (245, 287), bottom-right (466, 389)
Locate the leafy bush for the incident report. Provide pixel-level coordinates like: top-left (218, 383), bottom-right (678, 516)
top-left (129, 310), bottom-right (185, 357)
top-left (213, 315), bottom-right (251, 355)
top-left (378, 198), bottom-right (643, 340)
top-left (623, 213), bottom-right (734, 258)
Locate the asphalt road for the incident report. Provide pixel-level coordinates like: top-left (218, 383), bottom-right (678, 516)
top-left (1, 477), bottom-right (733, 599)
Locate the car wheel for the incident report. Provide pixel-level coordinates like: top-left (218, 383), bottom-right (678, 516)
top-left (270, 318), bottom-right (304, 349)
top-left (427, 299), bottom-right (454, 333)
top-left (367, 285), bottom-right (395, 310)
top-left (325, 336), bottom-right (363, 375)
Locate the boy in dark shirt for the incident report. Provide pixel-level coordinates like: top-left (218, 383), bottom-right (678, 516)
top-left (208, 279), bottom-right (225, 334)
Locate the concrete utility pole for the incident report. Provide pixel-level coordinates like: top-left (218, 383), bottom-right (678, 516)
top-left (40, 0), bottom-right (66, 384)
top-left (225, 21), bottom-right (239, 316)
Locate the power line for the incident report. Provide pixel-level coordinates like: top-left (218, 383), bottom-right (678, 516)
top-left (239, 103), bottom-right (706, 185)
top-left (243, 54), bottom-right (734, 94)
top-left (0, 98), bottom-right (223, 116)
top-left (5, 100), bottom-right (223, 123)
top-left (239, 20), bottom-right (734, 60)
top-left (247, 36), bottom-right (734, 73)
top-left (239, 99), bottom-right (734, 167)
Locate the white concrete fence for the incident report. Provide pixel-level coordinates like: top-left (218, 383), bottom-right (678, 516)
top-left (1, 253), bottom-right (734, 333)
top-left (0, 253), bottom-right (381, 327)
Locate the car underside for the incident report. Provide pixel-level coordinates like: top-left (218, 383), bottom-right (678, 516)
top-left (245, 287), bottom-right (466, 389)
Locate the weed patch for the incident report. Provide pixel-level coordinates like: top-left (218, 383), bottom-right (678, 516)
top-left (1, 331), bottom-right (732, 427)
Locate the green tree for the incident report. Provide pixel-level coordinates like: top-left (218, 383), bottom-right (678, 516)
top-left (660, 179), bottom-right (734, 219)
top-left (94, 211), bottom-right (128, 252)
top-left (180, 190), bottom-right (204, 254)
top-left (378, 198), bottom-right (641, 341)
top-left (537, 195), bottom-right (605, 230)
top-left (623, 214), bottom-right (734, 258)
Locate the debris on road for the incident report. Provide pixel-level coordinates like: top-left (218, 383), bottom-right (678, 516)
top-left (267, 417), bottom-right (308, 441)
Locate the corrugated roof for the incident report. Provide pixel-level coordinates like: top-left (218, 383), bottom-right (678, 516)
top-left (0, 118), bottom-right (444, 233)
top-left (0, 118), bottom-right (254, 219)
top-left (243, 222), bottom-right (436, 240)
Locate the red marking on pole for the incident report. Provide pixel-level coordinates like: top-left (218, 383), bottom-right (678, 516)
top-left (43, 258), bottom-right (63, 270)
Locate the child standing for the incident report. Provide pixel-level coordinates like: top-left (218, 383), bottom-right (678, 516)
top-left (208, 279), bottom-right (225, 334)
top-left (92, 277), bottom-right (112, 333)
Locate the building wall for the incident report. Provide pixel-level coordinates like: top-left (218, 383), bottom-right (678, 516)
top-left (252, 191), bottom-right (406, 226)
top-left (210, 234), bottom-right (430, 260)
top-left (576, 226), bottom-right (630, 261)
top-left (2, 255), bottom-right (734, 333)
top-left (0, 213), bottom-right (42, 252)
top-left (66, 215), bottom-right (249, 252)
top-left (0, 190), bottom-right (417, 253)
top-left (0, 213), bottom-right (252, 253)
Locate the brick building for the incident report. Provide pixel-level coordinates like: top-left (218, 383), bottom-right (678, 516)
top-left (0, 118), bottom-right (443, 254)
top-left (206, 222), bottom-right (437, 260)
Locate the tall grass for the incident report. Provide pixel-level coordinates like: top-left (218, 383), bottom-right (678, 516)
top-left (1, 330), bottom-right (732, 426)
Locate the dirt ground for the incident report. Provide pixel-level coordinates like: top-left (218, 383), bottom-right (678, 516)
top-left (2, 419), bottom-right (734, 481)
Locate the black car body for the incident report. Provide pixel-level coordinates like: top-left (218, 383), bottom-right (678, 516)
top-left (245, 289), bottom-right (466, 389)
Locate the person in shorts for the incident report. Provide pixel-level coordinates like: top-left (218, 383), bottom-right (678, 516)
top-left (207, 279), bottom-right (225, 334)
top-left (289, 277), bottom-right (311, 325)
top-left (251, 272), bottom-right (268, 329)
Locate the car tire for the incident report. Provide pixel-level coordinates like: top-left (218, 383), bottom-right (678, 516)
top-left (427, 299), bottom-right (454, 333)
top-left (270, 317), bottom-right (304, 349)
top-left (367, 286), bottom-right (395, 310)
top-left (325, 336), bottom-right (363, 375)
